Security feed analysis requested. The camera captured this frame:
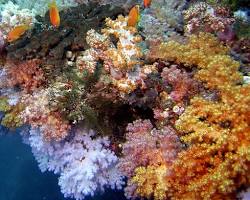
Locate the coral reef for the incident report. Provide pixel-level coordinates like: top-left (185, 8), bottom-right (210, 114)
top-left (13, 0), bottom-right (80, 17)
top-left (138, 0), bottom-right (187, 43)
top-left (238, 187), bottom-right (250, 200)
top-left (161, 65), bottom-right (198, 102)
top-left (0, 0), bottom-right (249, 199)
top-left (75, 15), bottom-right (144, 95)
top-left (149, 0), bottom-right (187, 31)
top-left (21, 89), bottom-right (70, 141)
top-left (231, 38), bottom-right (250, 74)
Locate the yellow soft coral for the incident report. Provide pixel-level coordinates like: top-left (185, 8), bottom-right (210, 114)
top-left (1, 103), bottom-right (24, 128)
top-left (0, 97), bottom-right (12, 112)
top-left (132, 33), bottom-right (250, 200)
top-left (132, 165), bottom-right (169, 200)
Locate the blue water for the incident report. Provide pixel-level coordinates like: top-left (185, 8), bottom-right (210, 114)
top-left (0, 129), bottom-right (126, 200)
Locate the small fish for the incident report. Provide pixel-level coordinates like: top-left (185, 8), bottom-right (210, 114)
top-left (49, 0), bottom-right (60, 27)
top-left (7, 25), bottom-right (30, 42)
top-left (143, 0), bottom-right (151, 8)
top-left (128, 5), bottom-right (140, 27)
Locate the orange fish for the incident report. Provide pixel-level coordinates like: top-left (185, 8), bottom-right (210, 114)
top-left (128, 5), bottom-right (140, 27)
top-left (49, 0), bottom-right (60, 27)
top-left (7, 24), bottom-right (30, 42)
top-left (144, 0), bottom-right (151, 8)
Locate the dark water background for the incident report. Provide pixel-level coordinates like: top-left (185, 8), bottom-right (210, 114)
top-left (0, 127), bottom-right (126, 200)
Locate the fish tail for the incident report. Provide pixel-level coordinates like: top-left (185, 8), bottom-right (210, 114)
top-left (48, 0), bottom-right (56, 8)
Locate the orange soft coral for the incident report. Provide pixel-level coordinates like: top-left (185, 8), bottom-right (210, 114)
top-left (131, 33), bottom-right (250, 200)
top-left (5, 59), bottom-right (44, 93)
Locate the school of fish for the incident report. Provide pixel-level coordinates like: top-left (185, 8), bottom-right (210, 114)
top-left (7, 0), bottom-right (151, 42)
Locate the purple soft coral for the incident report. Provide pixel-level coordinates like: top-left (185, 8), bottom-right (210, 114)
top-left (26, 127), bottom-right (124, 200)
top-left (118, 119), bottom-right (182, 178)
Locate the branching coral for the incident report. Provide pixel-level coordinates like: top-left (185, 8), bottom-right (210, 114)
top-left (131, 33), bottom-right (250, 199)
top-left (26, 127), bottom-right (124, 200)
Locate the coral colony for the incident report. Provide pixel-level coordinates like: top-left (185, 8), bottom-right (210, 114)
top-left (0, 0), bottom-right (250, 200)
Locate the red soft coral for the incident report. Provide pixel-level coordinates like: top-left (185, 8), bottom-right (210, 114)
top-left (161, 65), bottom-right (197, 102)
top-left (5, 59), bottom-right (45, 92)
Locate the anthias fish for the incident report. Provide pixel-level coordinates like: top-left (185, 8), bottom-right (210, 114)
top-left (144, 0), bottom-right (152, 8)
top-left (49, 0), bottom-right (60, 27)
top-left (128, 5), bottom-right (140, 27)
top-left (7, 25), bottom-right (30, 42)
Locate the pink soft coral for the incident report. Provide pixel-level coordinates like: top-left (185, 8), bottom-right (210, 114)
top-left (118, 119), bottom-right (182, 178)
top-left (21, 90), bottom-right (70, 141)
top-left (161, 65), bottom-right (197, 102)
